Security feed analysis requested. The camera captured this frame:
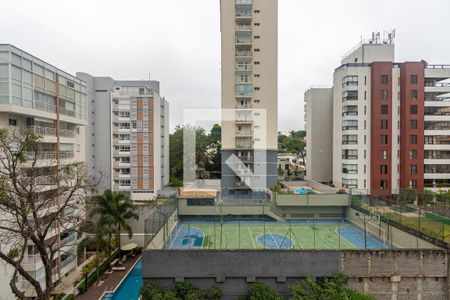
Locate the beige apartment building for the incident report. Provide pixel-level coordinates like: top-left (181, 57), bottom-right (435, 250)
top-left (220, 0), bottom-right (278, 200)
top-left (304, 88), bottom-right (333, 183)
top-left (0, 44), bottom-right (87, 298)
top-left (77, 73), bottom-right (169, 201)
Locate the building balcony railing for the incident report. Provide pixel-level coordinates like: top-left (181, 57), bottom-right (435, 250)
top-left (26, 151), bottom-right (74, 160)
top-left (61, 232), bottom-right (77, 246)
top-left (235, 38), bottom-right (252, 44)
top-left (236, 142), bottom-right (253, 149)
top-left (235, 24), bottom-right (252, 31)
top-left (235, 65), bottom-right (252, 72)
top-left (27, 126), bottom-right (76, 138)
top-left (236, 104), bottom-right (252, 109)
top-left (235, 91), bottom-right (252, 97)
top-left (236, 131), bottom-right (253, 137)
top-left (236, 0), bottom-right (252, 5)
top-left (236, 50), bottom-right (252, 57)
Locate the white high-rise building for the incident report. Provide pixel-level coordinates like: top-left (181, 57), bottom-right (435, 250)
top-left (220, 0), bottom-right (278, 200)
top-left (0, 44), bottom-right (87, 298)
top-left (77, 73), bottom-right (170, 201)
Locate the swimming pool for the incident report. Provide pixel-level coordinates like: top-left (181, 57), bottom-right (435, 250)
top-left (101, 259), bottom-right (142, 300)
top-left (292, 187), bottom-right (314, 195)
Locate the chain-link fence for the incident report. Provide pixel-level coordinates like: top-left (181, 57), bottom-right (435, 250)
top-left (144, 198), bottom-right (178, 248)
top-left (350, 190), bottom-right (450, 248)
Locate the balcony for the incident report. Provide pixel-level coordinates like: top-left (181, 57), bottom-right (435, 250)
top-left (235, 116), bottom-right (253, 124)
top-left (61, 232), bottom-right (77, 246)
top-left (27, 126), bottom-right (76, 138)
top-left (236, 0), bottom-right (252, 4)
top-left (236, 24), bottom-right (252, 31)
top-left (235, 64), bottom-right (252, 72)
top-left (236, 130), bottom-right (253, 137)
top-left (26, 151), bottom-right (74, 161)
top-left (236, 50), bottom-right (252, 57)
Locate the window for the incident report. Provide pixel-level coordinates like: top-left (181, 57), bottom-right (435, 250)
top-left (410, 120), bottom-right (417, 129)
top-left (254, 48), bottom-right (260, 52)
top-left (380, 180), bottom-right (388, 189)
top-left (342, 120), bottom-right (358, 130)
top-left (381, 120), bottom-right (389, 129)
top-left (254, 87), bottom-right (260, 91)
top-left (411, 75), bottom-right (418, 84)
top-left (342, 76), bottom-right (358, 86)
top-left (410, 135), bottom-right (417, 144)
top-left (343, 91), bottom-right (358, 101)
top-left (409, 150), bottom-right (417, 159)
top-left (342, 178), bottom-right (358, 188)
top-left (254, 61), bottom-right (260, 65)
top-left (410, 105), bottom-right (418, 114)
top-left (342, 135), bottom-right (358, 145)
top-left (254, 10), bottom-right (260, 13)
top-left (381, 150), bottom-right (388, 160)
top-left (342, 105), bottom-right (358, 116)
top-left (342, 164), bottom-right (358, 174)
top-left (254, 36), bottom-right (260, 39)
top-left (381, 75), bottom-right (389, 85)
top-left (381, 105), bottom-right (388, 114)
top-left (381, 135), bottom-right (389, 145)
top-left (410, 90), bottom-right (418, 100)
top-left (409, 180), bottom-right (417, 188)
top-left (254, 23), bottom-right (260, 26)
top-left (254, 74), bottom-right (260, 78)
top-left (342, 149), bottom-right (358, 159)
top-left (380, 165), bottom-right (388, 174)
top-left (8, 118), bottom-right (17, 126)
top-left (382, 90), bottom-right (389, 100)
top-left (409, 165), bottom-right (417, 174)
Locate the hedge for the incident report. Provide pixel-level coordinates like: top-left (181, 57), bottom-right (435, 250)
top-left (77, 249), bottom-right (120, 294)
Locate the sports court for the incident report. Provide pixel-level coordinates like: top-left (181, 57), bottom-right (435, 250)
top-left (164, 220), bottom-right (390, 250)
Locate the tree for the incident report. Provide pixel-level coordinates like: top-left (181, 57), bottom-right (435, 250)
top-left (245, 282), bottom-right (282, 300)
top-left (290, 274), bottom-right (375, 300)
top-left (169, 124), bottom-right (222, 183)
top-left (78, 216), bottom-right (114, 284)
top-left (0, 128), bottom-right (91, 300)
top-left (89, 190), bottom-right (138, 264)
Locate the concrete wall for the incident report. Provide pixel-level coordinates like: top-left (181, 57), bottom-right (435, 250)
top-left (305, 88), bottom-right (333, 183)
top-left (142, 249), bottom-right (448, 300)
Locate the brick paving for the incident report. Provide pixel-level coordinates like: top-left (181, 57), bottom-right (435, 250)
top-left (76, 254), bottom-right (141, 300)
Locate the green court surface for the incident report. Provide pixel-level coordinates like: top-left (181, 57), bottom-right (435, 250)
top-left (166, 220), bottom-right (389, 250)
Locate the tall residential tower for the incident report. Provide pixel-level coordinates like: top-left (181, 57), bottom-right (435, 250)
top-left (77, 73), bottom-right (169, 201)
top-left (220, 0), bottom-right (278, 200)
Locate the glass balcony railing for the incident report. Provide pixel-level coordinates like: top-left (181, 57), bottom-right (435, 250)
top-left (236, 0), bottom-right (252, 5)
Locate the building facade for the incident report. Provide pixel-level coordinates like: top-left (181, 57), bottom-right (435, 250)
top-left (0, 44), bottom-right (87, 298)
top-left (220, 0), bottom-right (278, 200)
top-left (77, 73), bottom-right (169, 201)
top-left (304, 88), bottom-right (333, 183)
top-left (307, 37), bottom-right (450, 195)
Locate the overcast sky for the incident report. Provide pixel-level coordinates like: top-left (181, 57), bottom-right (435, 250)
top-left (1, 0), bottom-right (449, 133)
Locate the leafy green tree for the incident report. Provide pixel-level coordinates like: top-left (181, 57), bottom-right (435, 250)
top-left (78, 217), bottom-right (114, 284)
top-left (290, 274), bottom-right (375, 300)
top-left (245, 282), bottom-right (282, 300)
top-left (90, 190), bottom-right (138, 264)
top-left (169, 124), bottom-right (222, 183)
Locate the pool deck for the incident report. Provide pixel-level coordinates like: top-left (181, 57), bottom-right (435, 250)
top-left (76, 254), bottom-right (141, 300)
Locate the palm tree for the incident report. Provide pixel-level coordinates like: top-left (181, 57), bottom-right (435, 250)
top-left (91, 190), bottom-right (139, 263)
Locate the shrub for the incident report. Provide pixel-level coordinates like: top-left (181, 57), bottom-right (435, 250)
top-left (246, 282), bottom-right (282, 300)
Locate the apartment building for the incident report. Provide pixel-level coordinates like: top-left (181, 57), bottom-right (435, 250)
top-left (0, 44), bottom-right (87, 298)
top-left (77, 73), bottom-right (169, 201)
top-left (220, 0), bottom-right (278, 200)
top-left (304, 88), bottom-right (333, 183)
top-left (307, 36), bottom-right (450, 195)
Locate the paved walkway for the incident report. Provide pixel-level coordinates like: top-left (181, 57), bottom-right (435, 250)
top-left (54, 255), bottom-right (96, 295)
top-left (76, 255), bottom-right (141, 300)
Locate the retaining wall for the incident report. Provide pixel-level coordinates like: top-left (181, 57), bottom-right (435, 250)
top-left (142, 249), bottom-right (449, 300)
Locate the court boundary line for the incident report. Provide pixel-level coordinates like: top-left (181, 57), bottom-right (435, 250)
top-left (247, 227), bottom-right (257, 249)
